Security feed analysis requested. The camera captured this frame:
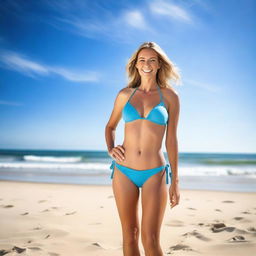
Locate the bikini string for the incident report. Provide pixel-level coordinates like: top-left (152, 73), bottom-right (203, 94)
top-left (110, 159), bottom-right (115, 178)
top-left (110, 160), bottom-right (171, 183)
top-left (165, 163), bottom-right (172, 184)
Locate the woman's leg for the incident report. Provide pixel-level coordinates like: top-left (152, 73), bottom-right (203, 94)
top-left (112, 165), bottom-right (141, 256)
top-left (141, 169), bottom-right (167, 256)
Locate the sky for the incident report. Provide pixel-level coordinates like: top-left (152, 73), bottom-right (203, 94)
top-left (0, 0), bottom-right (255, 153)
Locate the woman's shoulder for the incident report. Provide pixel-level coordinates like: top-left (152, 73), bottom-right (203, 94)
top-left (161, 85), bottom-right (180, 108)
top-left (162, 85), bottom-right (179, 99)
top-left (116, 86), bottom-right (134, 99)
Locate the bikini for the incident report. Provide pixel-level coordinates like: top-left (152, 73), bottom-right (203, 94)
top-left (109, 85), bottom-right (172, 188)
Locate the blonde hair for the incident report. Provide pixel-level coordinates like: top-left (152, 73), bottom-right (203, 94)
top-left (126, 42), bottom-right (182, 88)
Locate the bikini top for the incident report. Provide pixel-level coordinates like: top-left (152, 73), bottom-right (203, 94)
top-left (122, 85), bottom-right (169, 126)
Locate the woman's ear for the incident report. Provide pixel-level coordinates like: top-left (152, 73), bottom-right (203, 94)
top-left (135, 60), bottom-right (138, 69)
top-left (158, 59), bottom-right (162, 69)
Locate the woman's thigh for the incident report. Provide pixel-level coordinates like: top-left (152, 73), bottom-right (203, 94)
top-left (112, 166), bottom-right (140, 234)
top-left (141, 169), bottom-right (167, 239)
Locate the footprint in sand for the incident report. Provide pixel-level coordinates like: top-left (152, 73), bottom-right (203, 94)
top-left (227, 235), bottom-right (248, 243)
top-left (21, 212), bottom-right (29, 215)
top-left (222, 200), bottom-right (235, 203)
top-left (234, 217), bottom-right (244, 220)
top-left (108, 195), bottom-right (114, 198)
top-left (3, 204), bottom-right (14, 208)
top-left (187, 207), bottom-right (197, 210)
top-left (169, 243), bottom-right (194, 252)
top-left (41, 209), bottom-right (50, 212)
top-left (33, 226), bottom-right (42, 230)
top-left (233, 217), bottom-right (251, 223)
top-left (51, 206), bottom-right (59, 209)
top-left (38, 200), bottom-right (47, 203)
top-left (45, 234), bottom-right (50, 239)
top-left (0, 249), bottom-right (10, 255)
top-left (12, 246), bottom-right (26, 253)
top-left (48, 253), bottom-right (60, 256)
top-left (165, 220), bottom-right (184, 227)
top-left (28, 247), bottom-right (41, 251)
top-left (241, 211), bottom-right (251, 214)
top-left (247, 227), bottom-right (256, 233)
top-left (182, 230), bottom-right (211, 241)
top-left (87, 242), bottom-right (105, 250)
top-left (215, 209), bottom-right (222, 212)
top-left (65, 211), bottom-right (76, 215)
top-left (211, 223), bottom-right (235, 233)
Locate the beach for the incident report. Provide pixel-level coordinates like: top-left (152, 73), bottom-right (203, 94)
top-left (0, 181), bottom-right (255, 256)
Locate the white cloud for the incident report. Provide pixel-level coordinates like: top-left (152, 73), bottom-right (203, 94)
top-left (42, 1), bottom-right (153, 42)
top-left (149, 0), bottom-right (192, 24)
top-left (50, 67), bottom-right (99, 82)
top-left (1, 52), bottom-right (49, 76)
top-left (0, 51), bottom-right (99, 82)
top-left (0, 100), bottom-right (23, 106)
top-left (123, 10), bottom-right (149, 30)
top-left (184, 78), bottom-right (220, 92)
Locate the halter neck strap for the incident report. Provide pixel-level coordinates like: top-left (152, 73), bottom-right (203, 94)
top-left (157, 85), bottom-right (163, 102)
top-left (128, 87), bottom-right (138, 102)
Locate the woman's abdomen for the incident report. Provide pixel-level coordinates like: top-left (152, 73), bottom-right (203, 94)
top-left (116, 122), bottom-right (166, 169)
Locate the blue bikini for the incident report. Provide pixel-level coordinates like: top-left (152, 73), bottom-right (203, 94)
top-left (109, 85), bottom-right (172, 188)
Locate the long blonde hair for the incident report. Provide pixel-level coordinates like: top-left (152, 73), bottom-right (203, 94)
top-left (126, 42), bottom-right (182, 88)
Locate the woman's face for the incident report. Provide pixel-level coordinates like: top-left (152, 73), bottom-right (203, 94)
top-left (135, 48), bottom-right (161, 78)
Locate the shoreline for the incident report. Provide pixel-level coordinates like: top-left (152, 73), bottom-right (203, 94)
top-left (0, 178), bottom-right (255, 193)
top-left (0, 180), bottom-right (255, 255)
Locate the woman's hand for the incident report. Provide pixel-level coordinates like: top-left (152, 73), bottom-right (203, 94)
top-left (169, 182), bottom-right (180, 209)
top-left (108, 145), bottom-right (125, 162)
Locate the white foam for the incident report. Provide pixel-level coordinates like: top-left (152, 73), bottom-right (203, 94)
top-left (24, 155), bottom-right (82, 163)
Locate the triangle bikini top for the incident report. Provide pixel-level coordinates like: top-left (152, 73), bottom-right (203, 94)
top-left (122, 85), bottom-right (169, 126)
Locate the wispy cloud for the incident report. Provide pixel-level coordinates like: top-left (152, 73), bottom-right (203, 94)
top-left (0, 50), bottom-right (99, 82)
top-left (184, 78), bottom-right (221, 92)
top-left (123, 10), bottom-right (149, 30)
top-left (0, 100), bottom-right (23, 106)
top-left (42, 1), bottom-right (154, 42)
top-left (149, 0), bottom-right (192, 24)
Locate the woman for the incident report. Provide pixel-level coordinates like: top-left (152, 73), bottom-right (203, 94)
top-left (105, 42), bottom-right (181, 256)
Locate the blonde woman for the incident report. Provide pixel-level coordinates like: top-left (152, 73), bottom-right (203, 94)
top-left (105, 42), bottom-right (181, 256)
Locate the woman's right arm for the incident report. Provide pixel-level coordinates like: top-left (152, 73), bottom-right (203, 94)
top-left (105, 88), bottom-right (127, 162)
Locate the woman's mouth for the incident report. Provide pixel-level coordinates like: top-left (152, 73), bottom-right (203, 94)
top-left (142, 69), bottom-right (153, 73)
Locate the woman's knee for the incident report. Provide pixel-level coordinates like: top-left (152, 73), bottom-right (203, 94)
top-left (141, 232), bottom-right (160, 249)
top-left (123, 226), bottom-right (140, 245)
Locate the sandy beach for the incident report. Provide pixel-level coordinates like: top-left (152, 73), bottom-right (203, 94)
top-left (0, 181), bottom-right (255, 256)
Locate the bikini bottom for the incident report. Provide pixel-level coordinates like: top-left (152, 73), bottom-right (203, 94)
top-left (109, 160), bottom-right (172, 188)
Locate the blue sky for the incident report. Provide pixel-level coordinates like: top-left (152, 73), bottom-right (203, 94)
top-left (0, 0), bottom-right (255, 153)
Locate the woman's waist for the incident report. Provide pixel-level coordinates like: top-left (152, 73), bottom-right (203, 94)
top-left (115, 148), bottom-right (166, 170)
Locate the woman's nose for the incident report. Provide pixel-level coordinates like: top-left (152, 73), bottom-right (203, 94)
top-left (144, 60), bottom-right (151, 67)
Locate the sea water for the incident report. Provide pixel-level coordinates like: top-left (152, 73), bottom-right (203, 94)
top-left (0, 149), bottom-right (255, 192)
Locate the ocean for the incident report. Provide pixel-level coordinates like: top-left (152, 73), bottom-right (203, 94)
top-left (0, 149), bottom-right (255, 192)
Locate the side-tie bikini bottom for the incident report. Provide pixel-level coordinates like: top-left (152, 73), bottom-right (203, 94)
top-left (109, 160), bottom-right (172, 188)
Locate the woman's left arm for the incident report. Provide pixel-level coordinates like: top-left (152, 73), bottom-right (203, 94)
top-left (165, 88), bottom-right (180, 209)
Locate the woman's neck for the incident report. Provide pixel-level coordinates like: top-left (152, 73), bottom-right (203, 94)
top-left (138, 78), bottom-right (158, 92)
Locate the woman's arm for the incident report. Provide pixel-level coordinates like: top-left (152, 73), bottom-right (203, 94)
top-left (165, 88), bottom-right (180, 185)
top-left (105, 88), bottom-right (127, 161)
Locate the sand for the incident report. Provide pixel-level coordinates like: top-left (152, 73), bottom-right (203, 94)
top-left (0, 180), bottom-right (255, 256)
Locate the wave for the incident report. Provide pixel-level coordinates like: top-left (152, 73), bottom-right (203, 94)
top-left (0, 162), bottom-right (256, 177)
top-left (201, 159), bottom-right (256, 165)
top-left (23, 155), bottom-right (82, 163)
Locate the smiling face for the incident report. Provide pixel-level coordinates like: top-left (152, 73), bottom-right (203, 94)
top-left (135, 48), bottom-right (161, 78)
